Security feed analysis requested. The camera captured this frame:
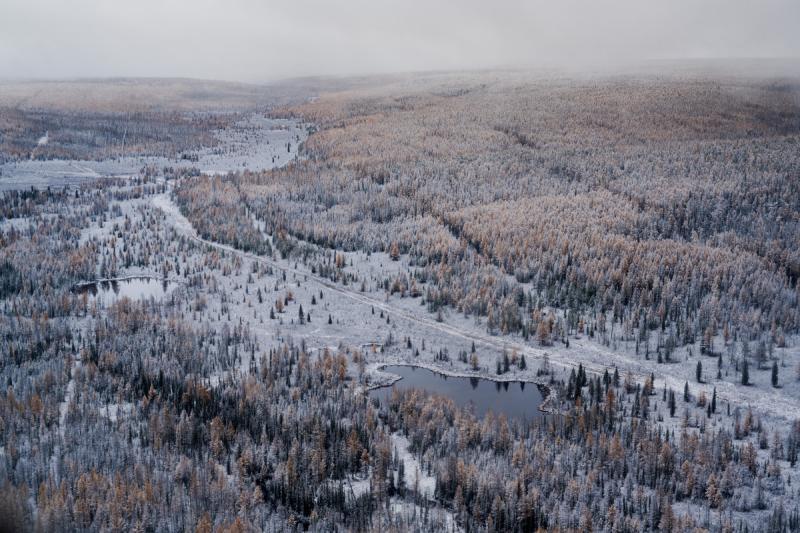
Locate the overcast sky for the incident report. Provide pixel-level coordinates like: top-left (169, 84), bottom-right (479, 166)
top-left (1, 0), bottom-right (799, 82)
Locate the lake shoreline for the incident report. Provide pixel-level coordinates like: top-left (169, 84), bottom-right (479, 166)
top-left (365, 362), bottom-right (559, 416)
top-left (72, 274), bottom-right (186, 290)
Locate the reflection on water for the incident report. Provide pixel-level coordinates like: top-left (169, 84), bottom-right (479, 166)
top-left (73, 277), bottom-right (177, 306)
top-left (370, 365), bottom-right (545, 422)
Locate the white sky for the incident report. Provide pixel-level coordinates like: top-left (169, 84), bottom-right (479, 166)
top-left (1, 0), bottom-right (799, 82)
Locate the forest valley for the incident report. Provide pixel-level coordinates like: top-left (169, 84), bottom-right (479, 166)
top-left (1, 71), bottom-right (800, 532)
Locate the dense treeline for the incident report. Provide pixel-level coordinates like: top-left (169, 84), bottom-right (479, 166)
top-left (180, 74), bottom-right (800, 347)
top-left (379, 379), bottom-right (800, 532)
top-left (0, 107), bottom-right (231, 163)
top-left (0, 296), bottom-right (456, 530)
top-left (0, 188), bottom-right (99, 313)
top-left (0, 77), bottom-right (321, 164)
top-left (0, 180), bottom-right (166, 316)
top-left (5, 293), bottom-right (799, 530)
top-left (174, 176), bottom-right (273, 256)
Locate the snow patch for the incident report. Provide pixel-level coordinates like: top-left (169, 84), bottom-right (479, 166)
top-left (391, 432), bottom-right (436, 500)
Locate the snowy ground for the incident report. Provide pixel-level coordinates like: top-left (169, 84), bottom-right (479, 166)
top-left (0, 115), bottom-right (306, 190)
top-left (391, 432), bottom-right (436, 500)
top-left (389, 499), bottom-right (463, 533)
top-left (152, 189), bottom-right (800, 428)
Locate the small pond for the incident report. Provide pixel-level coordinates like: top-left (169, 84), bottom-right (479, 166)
top-left (370, 365), bottom-right (546, 422)
top-left (73, 277), bottom-right (178, 306)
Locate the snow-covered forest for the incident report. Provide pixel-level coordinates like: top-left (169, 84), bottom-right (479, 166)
top-left (2, 71), bottom-right (800, 532)
top-left (251, 73), bottom-right (800, 343)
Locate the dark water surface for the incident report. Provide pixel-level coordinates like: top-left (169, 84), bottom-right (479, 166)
top-left (73, 277), bottom-right (177, 306)
top-left (370, 365), bottom-right (546, 422)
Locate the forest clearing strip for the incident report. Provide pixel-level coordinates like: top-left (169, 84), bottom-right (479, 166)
top-left (152, 193), bottom-right (800, 422)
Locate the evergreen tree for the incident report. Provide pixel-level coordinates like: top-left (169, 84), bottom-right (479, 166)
top-left (668, 390), bottom-right (676, 417)
top-left (772, 360), bottom-right (779, 388)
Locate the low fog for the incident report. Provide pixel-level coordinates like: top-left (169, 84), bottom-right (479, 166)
top-left (2, 0), bottom-right (800, 81)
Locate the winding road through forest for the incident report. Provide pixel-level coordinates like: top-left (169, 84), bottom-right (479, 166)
top-left (153, 191), bottom-right (800, 422)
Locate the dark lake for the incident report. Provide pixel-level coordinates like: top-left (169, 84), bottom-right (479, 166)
top-left (370, 365), bottom-right (546, 422)
top-left (73, 277), bottom-right (178, 306)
